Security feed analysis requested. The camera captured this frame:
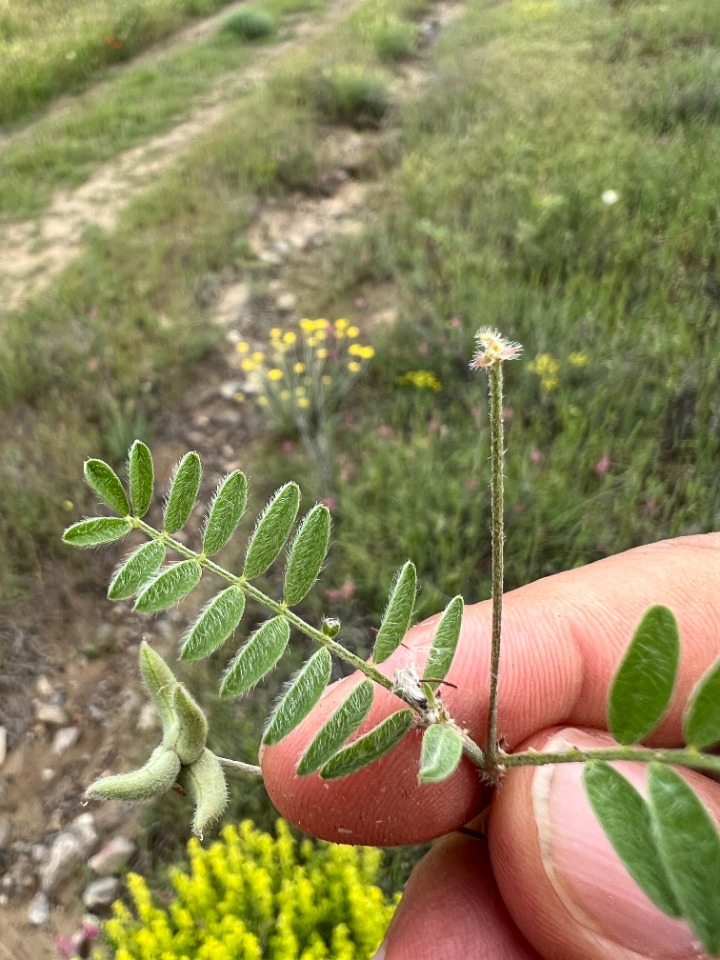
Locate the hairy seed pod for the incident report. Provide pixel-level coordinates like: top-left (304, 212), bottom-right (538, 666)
top-left (179, 748), bottom-right (228, 839)
top-left (86, 745), bottom-right (181, 803)
top-left (173, 684), bottom-right (209, 765)
top-left (139, 641), bottom-right (179, 735)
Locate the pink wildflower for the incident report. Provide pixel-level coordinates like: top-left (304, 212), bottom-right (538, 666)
top-left (595, 454), bottom-right (610, 476)
top-left (530, 450), bottom-right (542, 464)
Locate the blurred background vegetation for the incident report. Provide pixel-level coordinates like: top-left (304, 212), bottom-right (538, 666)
top-left (1, 0), bottom-right (719, 902)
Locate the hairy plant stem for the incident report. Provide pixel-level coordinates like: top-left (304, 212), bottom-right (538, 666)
top-left (499, 745), bottom-right (720, 775)
top-left (215, 756), bottom-right (262, 776)
top-left (485, 362), bottom-right (504, 767)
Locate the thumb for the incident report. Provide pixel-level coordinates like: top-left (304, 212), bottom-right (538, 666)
top-left (490, 727), bottom-right (720, 960)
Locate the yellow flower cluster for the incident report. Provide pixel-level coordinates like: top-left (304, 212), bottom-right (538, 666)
top-left (527, 351), bottom-right (588, 393)
top-left (97, 820), bottom-right (397, 960)
top-left (397, 370), bottom-right (443, 391)
top-left (235, 319), bottom-right (374, 418)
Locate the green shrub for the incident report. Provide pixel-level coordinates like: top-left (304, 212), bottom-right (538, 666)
top-left (98, 820), bottom-right (397, 960)
top-left (368, 15), bottom-right (418, 62)
top-left (218, 8), bottom-right (277, 41)
top-left (313, 65), bottom-right (390, 128)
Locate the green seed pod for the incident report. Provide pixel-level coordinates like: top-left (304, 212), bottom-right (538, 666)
top-left (173, 684), bottom-right (209, 765)
top-left (86, 745), bottom-right (181, 803)
top-left (179, 748), bottom-right (228, 839)
top-left (139, 641), bottom-right (179, 736)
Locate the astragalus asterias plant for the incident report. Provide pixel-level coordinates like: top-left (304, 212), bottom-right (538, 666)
top-left (64, 330), bottom-right (720, 954)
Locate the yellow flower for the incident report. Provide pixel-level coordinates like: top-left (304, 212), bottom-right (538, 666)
top-left (540, 376), bottom-right (559, 391)
top-left (270, 328), bottom-right (282, 340)
top-left (293, 362), bottom-right (306, 373)
top-left (257, 396), bottom-right (268, 406)
top-left (348, 343), bottom-right (364, 357)
top-left (348, 361), bottom-right (361, 373)
top-left (297, 397), bottom-right (310, 408)
top-left (299, 318), bottom-right (315, 332)
top-left (321, 376), bottom-right (332, 385)
top-left (282, 331), bottom-right (297, 344)
top-left (267, 368), bottom-right (283, 381)
top-left (236, 341), bottom-right (250, 355)
top-left (569, 352), bottom-right (588, 367)
top-left (241, 359), bottom-right (258, 372)
top-left (280, 390), bottom-right (291, 401)
top-left (527, 353), bottom-right (559, 376)
top-left (358, 345), bottom-right (375, 360)
top-left (347, 326), bottom-right (360, 338)
top-left (316, 348), bottom-right (328, 359)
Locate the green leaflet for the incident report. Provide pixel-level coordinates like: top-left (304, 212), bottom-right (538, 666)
top-left (372, 562), bottom-right (416, 664)
top-left (648, 764), bottom-right (720, 953)
top-left (62, 517), bottom-right (132, 547)
top-left (134, 560), bottom-right (203, 613)
top-left (263, 649), bottom-right (333, 746)
top-left (424, 595), bottom-right (463, 690)
top-left (202, 471), bottom-right (248, 557)
top-left (283, 504), bottom-right (331, 606)
top-left (139, 641), bottom-right (179, 738)
top-left (244, 483), bottom-right (300, 579)
top-left (164, 452), bottom-right (202, 535)
top-left (297, 680), bottom-right (374, 776)
top-left (179, 749), bottom-right (228, 839)
top-left (583, 762), bottom-right (680, 917)
top-left (418, 724), bottom-right (464, 783)
top-left (84, 458), bottom-right (130, 516)
top-left (608, 605), bottom-right (679, 745)
top-left (173, 684), bottom-right (209, 765)
top-left (180, 586), bottom-right (246, 661)
top-left (320, 710), bottom-right (414, 780)
top-left (220, 616), bottom-right (290, 698)
top-left (128, 440), bottom-right (154, 518)
top-left (108, 540), bottom-right (166, 601)
top-left (86, 745), bottom-right (181, 803)
top-left (683, 657), bottom-right (720, 750)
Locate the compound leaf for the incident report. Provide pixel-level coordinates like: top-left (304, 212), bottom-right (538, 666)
top-left (63, 517), bottom-right (132, 547)
top-left (608, 605), bottom-right (679, 745)
top-left (583, 762), bottom-right (680, 917)
top-left (84, 459), bottom-right (130, 516)
top-left (202, 471), bottom-right (248, 557)
top-left (263, 648), bottom-right (332, 746)
top-left (284, 504), bottom-right (331, 605)
top-left (244, 483), bottom-right (300, 579)
top-left (418, 723), bottom-right (464, 784)
top-left (683, 657), bottom-right (720, 750)
top-left (372, 562), bottom-right (416, 664)
top-left (181, 586), bottom-right (246, 661)
top-left (128, 440), bottom-right (154, 518)
top-left (108, 540), bottom-right (166, 601)
top-left (164, 452), bottom-right (202, 534)
top-left (134, 560), bottom-right (202, 613)
top-left (648, 763), bottom-right (720, 953)
top-left (220, 616), bottom-right (290, 698)
top-left (320, 709), bottom-right (414, 780)
top-left (297, 680), bottom-right (374, 776)
top-left (424, 595), bottom-right (463, 690)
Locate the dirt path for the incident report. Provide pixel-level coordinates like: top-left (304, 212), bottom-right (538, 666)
top-left (0, 0), bottom-right (362, 319)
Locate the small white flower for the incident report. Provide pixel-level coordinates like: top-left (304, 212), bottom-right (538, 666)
top-left (470, 329), bottom-right (522, 370)
top-left (601, 189), bottom-right (619, 206)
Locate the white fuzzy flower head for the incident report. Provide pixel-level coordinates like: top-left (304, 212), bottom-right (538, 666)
top-left (601, 189), bottom-right (619, 206)
top-left (470, 329), bottom-right (522, 370)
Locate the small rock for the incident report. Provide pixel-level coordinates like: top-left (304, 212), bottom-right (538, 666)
top-left (218, 379), bottom-right (245, 401)
top-left (0, 726), bottom-right (6, 766)
top-left (40, 814), bottom-right (98, 893)
top-left (88, 836), bottom-right (136, 876)
top-left (36, 703), bottom-right (69, 726)
top-left (276, 291), bottom-right (297, 312)
top-left (27, 891), bottom-right (50, 926)
top-left (82, 876), bottom-right (120, 910)
top-left (87, 704), bottom-right (106, 722)
top-left (36, 675), bottom-right (54, 699)
top-left (41, 768), bottom-right (56, 783)
top-left (52, 726), bottom-right (80, 755)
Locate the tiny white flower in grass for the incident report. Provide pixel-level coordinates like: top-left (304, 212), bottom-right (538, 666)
top-left (470, 329), bottom-right (522, 370)
top-left (602, 189), bottom-right (619, 206)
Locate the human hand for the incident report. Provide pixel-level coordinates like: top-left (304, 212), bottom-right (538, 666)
top-left (261, 534), bottom-right (720, 959)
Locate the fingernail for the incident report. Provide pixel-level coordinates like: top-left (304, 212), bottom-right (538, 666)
top-left (533, 728), bottom-right (698, 957)
top-left (369, 940), bottom-right (386, 960)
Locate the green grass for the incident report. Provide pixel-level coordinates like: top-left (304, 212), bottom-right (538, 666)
top-left (0, 0), bottom-right (239, 126)
top-left (0, 0), bottom-right (320, 220)
top-left (218, 7), bottom-right (278, 40)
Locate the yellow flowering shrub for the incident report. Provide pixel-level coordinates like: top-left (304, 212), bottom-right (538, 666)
top-left (97, 821), bottom-right (398, 960)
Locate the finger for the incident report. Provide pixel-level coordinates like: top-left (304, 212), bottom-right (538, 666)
top-left (490, 726), bottom-right (720, 960)
top-left (375, 832), bottom-right (542, 960)
top-left (262, 534), bottom-right (720, 844)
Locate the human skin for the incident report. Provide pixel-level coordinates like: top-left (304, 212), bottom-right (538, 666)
top-left (261, 534), bottom-right (720, 959)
